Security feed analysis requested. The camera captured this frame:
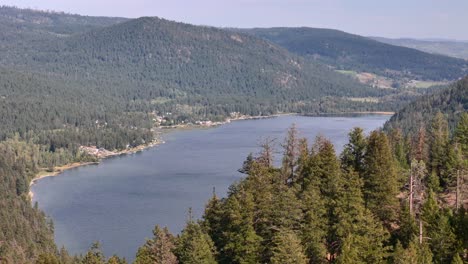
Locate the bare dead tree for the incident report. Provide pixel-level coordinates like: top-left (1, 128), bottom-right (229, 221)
top-left (257, 137), bottom-right (277, 168)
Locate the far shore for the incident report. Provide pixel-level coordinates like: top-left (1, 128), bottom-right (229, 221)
top-left (28, 139), bottom-right (164, 201)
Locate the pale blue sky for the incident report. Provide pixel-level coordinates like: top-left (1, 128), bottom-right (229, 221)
top-left (3, 0), bottom-right (468, 40)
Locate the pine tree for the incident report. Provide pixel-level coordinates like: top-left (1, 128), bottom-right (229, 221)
top-left (454, 112), bottom-right (468, 160)
top-left (453, 208), bottom-right (468, 255)
top-left (363, 131), bottom-right (400, 223)
top-left (412, 126), bottom-right (429, 162)
top-left (421, 191), bottom-right (458, 263)
top-left (393, 239), bottom-right (432, 264)
top-left (238, 153), bottom-right (254, 174)
top-left (270, 229), bottom-right (308, 264)
top-left (295, 137), bottom-right (310, 191)
top-left (281, 124), bottom-right (299, 184)
top-left (218, 186), bottom-right (262, 264)
top-left (106, 255), bottom-right (127, 264)
top-left (429, 112), bottom-right (450, 187)
top-left (451, 254), bottom-right (463, 264)
top-left (82, 242), bottom-right (106, 264)
top-left (396, 205), bottom-right (418, 248)
top-left (332, 169), bottom-right (389, 263)
top-left (202, 191), bottom-right (225, 260)
top-left (174, 220), bottom-right (216, 264)
top-left (341, 127), bottom-right (367, 174)
top-left (35, 253), bottom-right (60, 264)
top-left (300, 178), bottom-right (327, 263)
top-left (134, 225), bottom-right (177, 264)
top-left (388, 128), bottom-right (409, 169)
top-left (308, 136), bottom-right (342, 201)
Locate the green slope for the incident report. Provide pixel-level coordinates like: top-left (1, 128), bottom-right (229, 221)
top-left (243, 27), bottom-right (468, 81)
top-left (1, 16), bottom-right (393, 120)
top-left (384, 76), bottom-right (468, 134)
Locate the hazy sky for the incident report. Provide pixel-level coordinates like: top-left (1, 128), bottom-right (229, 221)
top-left (3, 0), bottom-right (468, 40)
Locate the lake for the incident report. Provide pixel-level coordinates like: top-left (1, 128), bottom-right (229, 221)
top-left (31, 115), bottom-right (390, 261)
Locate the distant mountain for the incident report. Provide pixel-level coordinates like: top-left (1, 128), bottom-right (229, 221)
top-left (0, 6), bottom-right (127, 34)
top-left (241, 27), bottom-right (468, 81)
top-left (384, 76), bottom-right (468, 135)
top-left (371, 37), bottom-right (468, 60)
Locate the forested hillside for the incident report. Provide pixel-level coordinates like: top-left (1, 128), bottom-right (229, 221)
top-left (243, 27), bottom-right (468, 81)
top-left (384, 76), bottom-right (468, 135)
top-left (1, 16), bottom-right (384, 110)
top-left (0, 8), bottom-right (403, 146)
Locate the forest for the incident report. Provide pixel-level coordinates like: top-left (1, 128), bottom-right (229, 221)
top-left (243, 27), bottom-right (468, 81)
top-left (385, 76), bottom-right (468, 135)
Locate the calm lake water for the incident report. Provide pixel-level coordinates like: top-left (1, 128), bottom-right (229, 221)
top-left (32, 115), bottom-right (389, 261)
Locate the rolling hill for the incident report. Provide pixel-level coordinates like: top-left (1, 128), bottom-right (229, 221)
top-left (384, 76), bottom-right (468, 135)
top-left (0, 13), bottom-right (395, 126)
top-left (372, 37), bottom-right (468, 60)
top-left (242, 27), bottom-right (468, 81)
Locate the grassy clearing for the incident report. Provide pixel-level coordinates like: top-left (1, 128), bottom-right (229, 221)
top-left (347, 97), bottom-right (380, 103)
top-left (406, 80), bottom-right (448, 88)
top-left (336, 70), bottom-right (358, 77)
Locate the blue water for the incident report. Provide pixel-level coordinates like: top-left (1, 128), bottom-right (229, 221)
top-left (31, 115), bottom-right (389, 261)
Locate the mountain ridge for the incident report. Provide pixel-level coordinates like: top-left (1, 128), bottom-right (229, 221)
top-left (241, 27), bottom-right (468, 81)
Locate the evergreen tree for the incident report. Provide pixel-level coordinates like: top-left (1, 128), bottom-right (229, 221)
top-left (35, 253), bottom-right (60, 264)
top-left (300, 177), bottom-right (327, 263)
top-left (454, 112), bottom-right (468, 160)
top-left (202, 191), bottom-right (225, 260)
top-left (106, 255), bottom-right (127, 264)
top-left (396, 205), bottom-right (418, 248)
top-left (429, 112), bottom-right (451, 187)
top-left (308, 136), bottom-right (342, 202)
top-left (336, 234), bottom-right (362, 264)
top-left (217, 185), bottom-right (262, 264)
top-left (174, 220), bottom-right (216, 264)
top-left (238, 153), bottom-right (254, 174)
top-left (332, 169), bottom-right (389, 263)
top-left (270, 229), bottom-right (308, 264)
top-left (82, 242), bottom-right (106, 264)
top-left (295, 137), bottom-right (310, 191)
top-left (341, 127), bottom-right (367, 174)
top-left (363, 131), bottom-right (400, 223)
top-left (281, 124), bottom-right (299, 184)
top-left (421, 191), bottom-right (458, 263)
top-left (393, 239), bottom-right (432, 264)
top-left (451, 254), bottom-right (463, 264)
top-left (134, 225), bottom-right (177, 264)
top-left (388, 128), bottom-right (409, 169)
top-left (453, 208), bottom-right (468, 255)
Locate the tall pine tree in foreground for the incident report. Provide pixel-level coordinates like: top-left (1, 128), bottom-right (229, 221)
top-left (174, 219), bottom-right (216, 264)
top-left (332, 169), bottom-right (389, 263)
top-left (363, 131), bottom-right (400, 224)
top-left (341, 127), bottom-right (367, 175)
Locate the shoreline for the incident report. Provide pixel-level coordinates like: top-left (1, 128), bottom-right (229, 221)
top-left (28, 139), bottom-right (164, 201)
top-left (28, 114), bottom-right (284, 200)
top-left (28, 111), bottom-right (392, 200)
